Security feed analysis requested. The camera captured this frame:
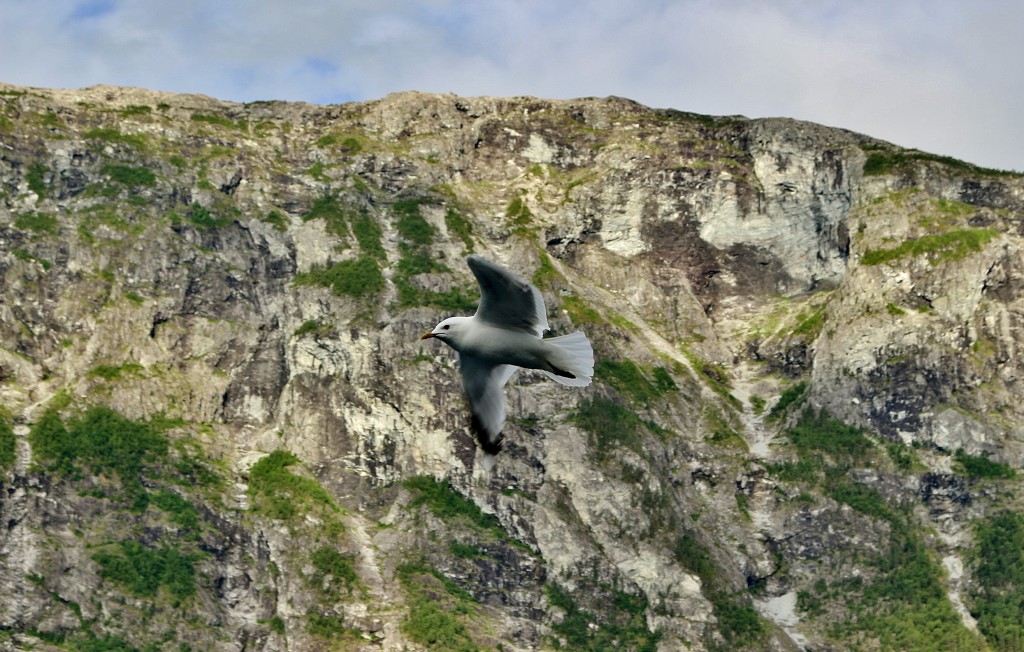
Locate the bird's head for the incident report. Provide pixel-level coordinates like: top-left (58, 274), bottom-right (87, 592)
top-left (420, 316), bottom-right (471, 347)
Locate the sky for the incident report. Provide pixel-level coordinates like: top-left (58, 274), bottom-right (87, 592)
top-left (2, 0), bottom-right (1022, 172)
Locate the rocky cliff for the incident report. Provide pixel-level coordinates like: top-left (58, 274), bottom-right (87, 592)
top-left (1, 82), bottom-right (1023, 651)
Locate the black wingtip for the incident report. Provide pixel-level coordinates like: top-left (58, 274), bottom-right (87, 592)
top-left (470, 413), bottom-right (504, 455)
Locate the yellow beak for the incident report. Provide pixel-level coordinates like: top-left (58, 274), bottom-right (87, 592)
top-left (420, 331), bottom-right (435, 340)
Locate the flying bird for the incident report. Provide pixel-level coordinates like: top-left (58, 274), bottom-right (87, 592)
top-left (421, 255), bottom-right (594, 469)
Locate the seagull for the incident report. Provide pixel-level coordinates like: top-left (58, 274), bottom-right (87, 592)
top-left (421, 254), bottom-right (594, 469)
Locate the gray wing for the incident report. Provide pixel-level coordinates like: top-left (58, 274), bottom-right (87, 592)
top-left (467, 254), bottom-right (548, 337)
top-left (458, 354), bottom-right (516, 455)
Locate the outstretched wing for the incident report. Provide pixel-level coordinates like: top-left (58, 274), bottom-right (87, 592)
top-left (458, 354), bottom-right (516, 455)
top-left (467, 254), bottom-right (548, 337)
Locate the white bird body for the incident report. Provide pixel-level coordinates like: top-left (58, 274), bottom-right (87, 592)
top-left (421, 255), bottom-right (594, 469)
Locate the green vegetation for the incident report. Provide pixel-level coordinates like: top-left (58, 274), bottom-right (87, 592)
top-left (561, 293), bottom-right (601, 325)
top-left (15, 211), bottom-right (58, 234)
top-left (397, 561), bottom-right (481, 651)
top-left (394, 198), bottom-right (436, 246)
top-left (350, 212), bottom-right (385, 259)
top-left (186, 202), bottom-right (234, 229)
top-left (683, 350), bottom-right (739, 407)
top-left (968, 511), bottom-right (1024, 648)
top-left (248, 450), bottom-right (338, 521)
top-left (505, 195), bottom-right (534, 236)
top-left (149, 489), bottom-right (201, 534)
top-left (532, 249), bottom-right (562, 288)
top-left (296, 195), bottom-right (386, 299)
top-left (190, 113), bottom-right (248, 131)
top-left (791, 305), bottom-right (826, 338)
top-left (102, 164), bottom-right (156, 188)
top-left (673, 533), bottom-right (766, 649)
top-left (84, 127), bottom-right (147, 150)
top-left (595, 359), bottom-right (677, 406)
top-left (861, 228), bottom-right (998, 266)
top-left (306, 612), bottom-right (357, 639)
top-left (261, 209), bottom-right (288, 231)
top-left (293, 257), bottom-right (385, 298)
top-left (302, 194), bottom-right (350, 238)
top-left (306, 546), bottom-right (359, 598)
top-left (403, 476), bottom-right (506, 538)
top-left (12, 248), bottom-right (52, 269)
top-left (786, 409), bottom-right (873, 465)
top-left (29, 406), bottom-right (167, 496)
top-left (766, 381), bottom-right (807, 423)
top-left (886, 302), bottom-right (906, 316)
top-left (861, 146), bottom-right (1018, 178)
top-left (88, 362), bottom-right (145, 381)
top-left (954, 449), bottom-right (1017, 480)
top-left (26, 161), bottom-right (48, 198)
top-left (93, 540), bottom-right (197, 604)
top-left (545, 582), bottom-right (660, 651)
top-left (444, 207), bottom-right (475, 253)
top-left (573, 396), bottom-right (647, 459)
top-left (70, 633), bottom-right (144, 652)
top-left (0, 411), bottom-right (15, 470)
top-left (771, 410), bottom-right (980, 650)
top-left (120, 104), bottom-right (152, 116)
top-left (391, 196), bottom-right (479, 311)
top-left (293, 319), bottom-right (333, 338)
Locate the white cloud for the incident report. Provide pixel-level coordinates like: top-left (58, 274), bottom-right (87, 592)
top-left (0, 0), bottom-right (1020, 170)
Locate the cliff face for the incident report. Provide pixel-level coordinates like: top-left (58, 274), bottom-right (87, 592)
top-left (1, 83), bottom-right (1023, 651)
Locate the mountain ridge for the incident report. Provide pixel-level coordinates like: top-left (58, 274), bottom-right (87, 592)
top-left (1, 81), bottom-right (1023, 651)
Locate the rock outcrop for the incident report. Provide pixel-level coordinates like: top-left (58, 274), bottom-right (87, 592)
top-left (1, 82), bottom-right (1023, 651)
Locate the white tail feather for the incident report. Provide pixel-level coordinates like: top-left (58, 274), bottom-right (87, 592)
top-left (540, 331), bottom-right (594, 387)
top-left (479, 452), bottom-right (498, 473)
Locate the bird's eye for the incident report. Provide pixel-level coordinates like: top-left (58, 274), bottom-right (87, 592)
top-left (443, 324), bottom-right (451, 330)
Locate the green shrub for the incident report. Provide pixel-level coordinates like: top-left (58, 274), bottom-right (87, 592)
top-left (786, 409), bottom-right (873, 464)
top-left (102, 164), bottom-right (156, 187)
top-left (595, 359), bottom-right (675, 405)
top-left (293, 320), bottom-right (332, 337)
top-left (307, 546), bottom-right (359, 597)
top-left (187, 202), bottom-right (233, 229)
top-left (861, 228), bottom-right (998, 266)
top-left (306, 613), bottom-right (355, 638)
top-left (29, 406), bottom-right (167, 494)
top-left (394, 199), bottom-right (435, 246)
top-left (294, 256), bottom-right (384, 298)
top-left (302, 194), bottom-right (349, 237)
top-left (247, 450), bottom-right (337, 521)
top-left (262, 210), bottom-right (288, 231)
top-left (149, 489), bottom-right (200, 533)
top-left (88, 362), bottom-right (144, 381)
top-left (350, 212), bottom-right (385, 259)
top-left (766, 381), bottom-right (807, 422)
top-left (397, 562), bottom-right (480, 651)
top-left (26, 161), bottom-right (48, 198)
top-left (573, 396), bottom-right (646, 457)
top-left (862, 147), bottom-right (1016, 177)
top-left (395, 278), bottom-right (478, 312)
top-left (93, 540), bottom-right (196, 603)
top-left (545, 583), bottom-right (660, 652)
top-left (0, 413), bottom-right (14, 470)
top-left (954, 449), bottom-right (1016, 479)
top-left (969, 511), bottom-right (1024, 648)
top-left (403, 476), bottom-right (504, 535)
top-left (445, 208), bottom-right (474, 252)
top-left (71, 633), bottom-right (141, 652)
